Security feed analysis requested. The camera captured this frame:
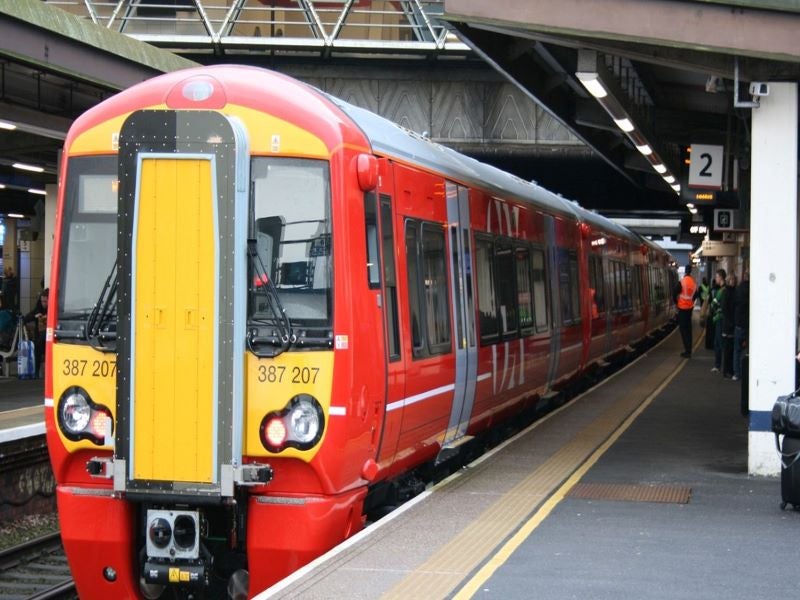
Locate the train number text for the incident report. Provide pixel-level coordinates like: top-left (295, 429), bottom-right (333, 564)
top-left (62, 359), bottom-right (117, 377)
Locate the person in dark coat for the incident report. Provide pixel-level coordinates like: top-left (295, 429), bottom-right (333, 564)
top-left (1, 266), bottom-right (19, 313)
top-left (733, 270), bottom-right (749, 381)
top-left (720, 273), bottom-right (737, 378)
top-left (705, 275), bottom-right (718, 350)
top-left (710, 269), bottom-right (727, 371)
top-left (23, 288), bottom-right (49, 378)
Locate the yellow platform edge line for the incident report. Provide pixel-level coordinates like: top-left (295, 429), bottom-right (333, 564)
top-left (452, 355), bottom-right (688, 600)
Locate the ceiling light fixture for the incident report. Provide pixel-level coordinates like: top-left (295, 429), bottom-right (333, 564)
top-left (28, 188), bottom-right (46, 196)
top-left (7, 213), bottom-right (24, 218)
top-left (613, 117), bottom-right (634, 133)
top-left (575, 73), bottom-right (608, 99)
top-left (575, 49), bottom-right (679, 195)
top-left (14, 162), bottom-right (44, 173)
top-left (0, 121), bottom-right (16, 131)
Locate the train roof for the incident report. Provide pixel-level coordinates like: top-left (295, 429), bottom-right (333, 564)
top-left (325, 93), bottom-right (643, 244)
top-left (325, 96), bottom-right (576, 218)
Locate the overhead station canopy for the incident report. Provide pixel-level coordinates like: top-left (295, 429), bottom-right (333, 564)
top-left (441, 0), bottom-right (800, 212)
top-left (0, 0), bottom-right (196, 216)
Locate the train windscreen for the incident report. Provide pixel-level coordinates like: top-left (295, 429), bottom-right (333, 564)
top-left (56, 156), bottom-right (118, 330)
top-left (249, 157), bottom-right (332, 341)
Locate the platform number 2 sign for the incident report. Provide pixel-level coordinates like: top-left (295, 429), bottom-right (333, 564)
top-left (688, 144), bottom-right (723, 190)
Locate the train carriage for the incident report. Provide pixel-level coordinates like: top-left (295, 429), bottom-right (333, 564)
top-left (45, 65), bottom-right (675, 600)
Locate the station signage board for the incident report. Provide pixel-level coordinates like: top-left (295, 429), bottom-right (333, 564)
top-left (701, 239), bottom-right (738, 257)
top-left (713, 209), bottom-right (746, 232)
top-left (681, 187), bottom-right (717, 205)
top-left (688, 144), bottom-right (724, 190)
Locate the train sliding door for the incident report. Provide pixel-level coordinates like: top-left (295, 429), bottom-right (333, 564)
top-left (115, 110), bottom-right (249, 499)
top-left (440, 183), bottom-right (478, 457)
top-left (374, 160), bottom-right (405, 466)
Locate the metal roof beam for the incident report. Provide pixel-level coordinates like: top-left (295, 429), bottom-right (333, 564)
top-left (443, 0), bottom-right (800, 64)
top-left (0, 0), bottom-right (196, 91)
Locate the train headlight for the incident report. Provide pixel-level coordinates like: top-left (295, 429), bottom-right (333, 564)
top-left (259, 394), bottom-right (324, 453)
top-left (61, 391), bottom-right (91, 434)
top-left (56, 386), bottom-right (114, 445)
top-left (289, 397), bottom-right (321, 444)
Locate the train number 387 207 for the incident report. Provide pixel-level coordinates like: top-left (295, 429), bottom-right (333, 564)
top-left (257, 365), bottom-right (320, 384)
top-left (62, 359), bottom-right (117, 377)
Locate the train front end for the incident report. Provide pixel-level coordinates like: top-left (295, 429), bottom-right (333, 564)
top-left (45, 67), bottom-right (374, 599)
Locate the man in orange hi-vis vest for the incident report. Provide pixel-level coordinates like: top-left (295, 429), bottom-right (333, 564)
top-left (675, 264), bottom-right (697, 358)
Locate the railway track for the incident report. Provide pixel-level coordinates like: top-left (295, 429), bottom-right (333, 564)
top-left (0, 533), bottom-right (75, 600)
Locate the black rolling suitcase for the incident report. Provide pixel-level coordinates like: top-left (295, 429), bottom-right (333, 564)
top-left (780, 437), bottom-right (800, 509)
top-left (772, 391), bottom-right (800, 509)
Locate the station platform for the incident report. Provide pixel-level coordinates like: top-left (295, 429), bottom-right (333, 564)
top-left (261, 326), bottom-right (793, 600)
top-left (0, 377), bottom-right (44, 443)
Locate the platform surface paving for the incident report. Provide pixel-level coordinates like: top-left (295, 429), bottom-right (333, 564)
top-left (261, 327), bottom-right (797, 599)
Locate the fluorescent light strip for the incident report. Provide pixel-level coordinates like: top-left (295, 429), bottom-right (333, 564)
top-left (576, 74), bottom-right (608, 99)
top-left (664, 175), bottom-right (676, 184)
top-left (671, 183), bottom-right (681, 192)
top-left (7, 213), bottom-right (24, 218)
top-left (653, 163), bottom-right (667, 174)
top-left (0, 183), bottom-right (5, 189)
top-left (635, 144), bottom-right (652, 156)
top-left (14, 162), bottom-right (44, 173)
top-left (28, 188), bottom-right (46, 196)
top-left (0, 120), bottom-right (16, 131)
top-left (613, 117), bottom-right (634, 132)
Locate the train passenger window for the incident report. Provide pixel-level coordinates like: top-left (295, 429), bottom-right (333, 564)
top-left (250, 158), bottom-right (332, 332)
top-left (450, 226), bottom-right (465, 350)
top-left (516, 247), bottom-right (534, 334)
top-left (558, 250), bottom-right (580, 325)
top-left (569, 254), bottom-right (581, 323)
top-left (633, 265), bottom-right (643, 308)
top-left (380, 196), bottom-right (400, 361)
top-left (422, 223), bottom-right (451, 354)
top-left (495, 244), bottom-right (518, 338)
top-left (589, 255), bottom-right (605, 314)
top-left (475, 237), bottom-right (499, 344)
top-left (364, 193), bottom-right (380, 289)
top-left (531, 248), bottom-right (548, 332)
top-left (57, 156), bottom-right (118, 326)
top-left (622, 265), bottom-right (631, 310)
top-left (405, 221), bottom-right (425, 356)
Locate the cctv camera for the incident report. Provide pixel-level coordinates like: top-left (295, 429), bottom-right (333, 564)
top-left (749, 82), bottom-right (770, 97)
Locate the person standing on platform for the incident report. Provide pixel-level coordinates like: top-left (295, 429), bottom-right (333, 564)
top-left (696, 277), bottom-right (710, 308)
top-left (733, 270), bottom-right (749, 381)
top-left (674, 264), bottom-right (697, 358)
top-left (710, 269), bottom-right (727, 372)
top-left (23, 288), bottom-right (49, 379)
top-left (1, 266), bottom-right (19, 314)
top-left (0, 296), bottom-right (13, 350)
top-left (721, 273), bottom-right (737, 378)
top-left (705, 275), bottom-right (718, 350)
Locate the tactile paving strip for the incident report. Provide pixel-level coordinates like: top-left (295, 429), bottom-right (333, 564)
top-left (567, 483), bottom-right (692, 504)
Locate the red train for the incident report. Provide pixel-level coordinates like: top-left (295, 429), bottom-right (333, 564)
top-left (44, 65), bottom-right (676, 599)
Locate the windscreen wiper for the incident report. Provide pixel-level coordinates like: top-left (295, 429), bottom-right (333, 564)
top-left (246, 239), bottom-right (294, 357)
top-left (85, 263), bottom-right (118, 350)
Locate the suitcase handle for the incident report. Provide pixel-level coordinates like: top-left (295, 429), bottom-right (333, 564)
top-left (774, 433), bottom-right (800, 469)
